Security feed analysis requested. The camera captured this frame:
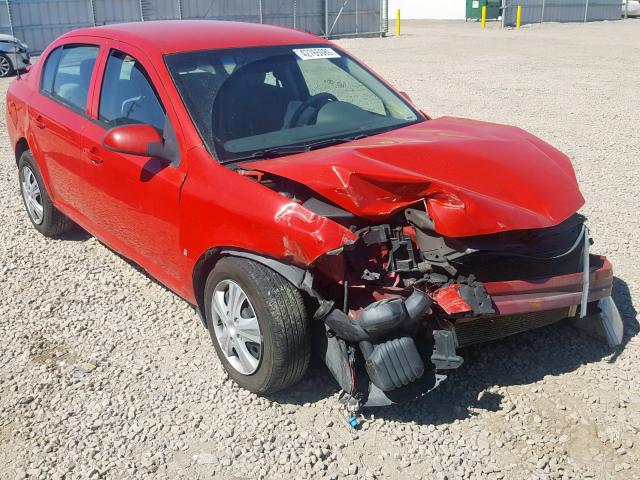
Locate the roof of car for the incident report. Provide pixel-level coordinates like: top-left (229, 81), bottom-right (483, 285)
top-left (63, 20), bottom-right (327, 55)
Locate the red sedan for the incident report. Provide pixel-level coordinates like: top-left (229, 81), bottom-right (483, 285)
top-left (6, 21), bottom-right (622, 406)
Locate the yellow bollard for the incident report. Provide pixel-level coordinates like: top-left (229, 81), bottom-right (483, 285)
top-left (481, 5), bottom-right (487, 29)
top-left (395, 9), bottom-right (401, 36)
top-left (516, 4), bottom-right (522, 28)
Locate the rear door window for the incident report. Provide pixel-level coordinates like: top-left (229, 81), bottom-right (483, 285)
top-left (98, 50), bottom-right (166, 132)
top-left (41, 44), bottom-right (99, 111)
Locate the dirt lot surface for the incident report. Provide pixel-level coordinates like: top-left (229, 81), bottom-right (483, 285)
top-left (1, 19), bottom-right (639, 480)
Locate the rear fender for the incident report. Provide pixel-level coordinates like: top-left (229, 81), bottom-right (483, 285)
top-left (8, 91), bottom-right (56, 201)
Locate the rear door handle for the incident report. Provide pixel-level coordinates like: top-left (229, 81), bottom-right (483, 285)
top-left (83, 146), bottom-right (103, 165)
top-left (33, 115), bottom-right (45, 130)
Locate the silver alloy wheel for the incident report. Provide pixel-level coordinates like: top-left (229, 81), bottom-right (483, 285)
top-left (211, 279), bottom-right (262, 375)
top-left (21, 165), bottom-right (44, 225)
top-left (0, 55), bottom-right (11, 77)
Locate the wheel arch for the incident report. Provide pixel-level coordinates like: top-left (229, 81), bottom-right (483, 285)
top-left (15, 137), bottom-right (29, 165)
top-left (192, 248), bottom-right (316, 327)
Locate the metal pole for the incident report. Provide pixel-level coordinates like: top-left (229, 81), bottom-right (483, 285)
top-left (324, 0), bottom-right (329, 37)
top-left (329, 0), bottom-right (350, 36)
top-left (139, 0), bottom-right (145, 21)
top-left (258, 0), bottom-right (263, 23)
top-left (624, 0), bottom-right (628, 18)
top-left (293, 0), bottom-right (297, 29)
top-left (501, 0), bottom-right (507, 27)
top-left (540, 0), bottom-right (545, 23)
top-left (583, 0), bottom-right (589, 22)
top-left (178, 0), bottom-right (183, 19)
top-left (383, 0), bottom-right (387, 36)
top-left (6, 0), bottom-right (17, 74)
top-left (6, 0), bottom-right (14, 38)
top-left (89, 0), bottom-right (97, 26)
top-left (355, 0), bottom-right (358, 34)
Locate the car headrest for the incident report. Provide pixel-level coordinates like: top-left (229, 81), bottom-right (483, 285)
top-left (80, 58), bottom-right (96, 83)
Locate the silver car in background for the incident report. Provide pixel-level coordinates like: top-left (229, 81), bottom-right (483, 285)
top-left (623, 0), bottom-right (640, 16)
top-left (0, 33), bottom-right (30, 77)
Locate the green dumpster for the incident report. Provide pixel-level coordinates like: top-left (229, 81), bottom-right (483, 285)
top-left (466, 0), bottom-right (501, 20)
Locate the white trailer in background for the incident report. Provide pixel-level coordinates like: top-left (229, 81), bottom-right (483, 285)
top-left (388, 0), bottom-right (467, 20)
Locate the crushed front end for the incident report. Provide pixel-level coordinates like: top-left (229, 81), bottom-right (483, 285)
top-left (239, 115), bottom-right (619, 406)
top-left (306, 204), bottom-right (614, 407)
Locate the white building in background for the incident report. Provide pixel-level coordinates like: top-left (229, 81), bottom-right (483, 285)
top-left (388, 0), bottom-right (467, 20)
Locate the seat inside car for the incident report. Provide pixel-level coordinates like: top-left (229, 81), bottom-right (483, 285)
top-left (212, 60), bottom-right (292, 143)
top-left (55, 57), bottom-right (95, 108)
top-left (174, 59), bottom-right (223, 138)
top-left (99, 57), bottom-right (165, 130)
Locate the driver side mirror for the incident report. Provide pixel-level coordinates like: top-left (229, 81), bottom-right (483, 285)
top-left (103, 124), bottom-right (163, 157)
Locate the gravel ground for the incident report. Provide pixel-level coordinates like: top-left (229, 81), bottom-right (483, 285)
top-left (1, 19), bottom-right (639, 480)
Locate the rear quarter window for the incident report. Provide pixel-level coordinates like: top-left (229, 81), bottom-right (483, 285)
top-left (40, 47), bottom-right (62, 93)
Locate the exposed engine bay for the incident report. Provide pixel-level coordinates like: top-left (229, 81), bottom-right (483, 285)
top-left (234, 167), bottom-right (601, 407)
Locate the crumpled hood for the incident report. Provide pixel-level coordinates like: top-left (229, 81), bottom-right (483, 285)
top-left (246, 117), bottom-right (584, 238)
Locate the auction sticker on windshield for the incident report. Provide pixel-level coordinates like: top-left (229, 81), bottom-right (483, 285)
top-left (293, 48), bottom-right (341, 60)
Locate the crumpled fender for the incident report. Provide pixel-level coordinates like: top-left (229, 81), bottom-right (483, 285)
top-left (180, 147), bottom-right (357, 277)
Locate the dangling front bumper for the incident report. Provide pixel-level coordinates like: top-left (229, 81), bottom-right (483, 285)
top-left (454, 255), bottom-right (613, 346)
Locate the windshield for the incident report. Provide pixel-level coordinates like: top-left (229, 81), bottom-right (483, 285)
top-left (165, 44), bottom-right (422, 163)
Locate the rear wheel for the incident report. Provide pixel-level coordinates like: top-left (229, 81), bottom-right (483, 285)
top-left (18, 151), bottom-right (74, 237)
top-left (204, 257), bottom-right (310, 394)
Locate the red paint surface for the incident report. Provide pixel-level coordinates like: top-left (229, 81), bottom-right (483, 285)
top-left (6, 21), bottom-right (606, 313)
top-left (432, 257), bottom-right (613, 320)
top-left (247, 117), bottom-right (585, 238)
top-left (71, 20), bottom-right (323, 55)
top-left (432, 284), bottom-right (474, 315)
top-left (482, 256), bottom-right (613, 316)
top-left (103, 124), bottom-right (162, 155)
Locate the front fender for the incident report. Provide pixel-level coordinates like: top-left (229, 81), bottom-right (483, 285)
top-left (180, 147), bottom-right (355, 306)
top-left (180, 146), bottom-right (355, 267)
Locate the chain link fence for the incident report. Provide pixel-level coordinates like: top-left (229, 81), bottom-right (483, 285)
top-left (0, 0), bottom-right (389, 54)
top-left (501, 0), bottom-right (622, 26)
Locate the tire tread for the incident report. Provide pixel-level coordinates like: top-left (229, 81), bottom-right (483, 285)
top-left (205, 257), bottom-right (311, 394)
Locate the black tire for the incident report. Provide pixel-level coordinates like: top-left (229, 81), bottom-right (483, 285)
top-left (18, 150), bottom-right (74, 237)
top-left (204, 257), bottom-right (310, 394)
top-left (0, 54), bottom-right (14, 78)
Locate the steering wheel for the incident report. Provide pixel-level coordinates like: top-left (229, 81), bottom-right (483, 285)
top-left (287, 93), bottom-right (338, 128)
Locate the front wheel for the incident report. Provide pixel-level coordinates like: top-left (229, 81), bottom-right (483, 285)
top-left (204, 257), bottom-right (310, 394)
top-left (0, 54), bottom-right (13, 78)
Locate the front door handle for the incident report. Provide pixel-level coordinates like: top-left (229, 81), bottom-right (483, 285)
top-left (83, 146), bottom-right (103, 165)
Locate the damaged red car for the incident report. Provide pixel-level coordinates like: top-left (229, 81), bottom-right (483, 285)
top-left (7, 21), bottom-right (623, 406)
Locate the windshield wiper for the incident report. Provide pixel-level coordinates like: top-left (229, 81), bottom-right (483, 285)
top-left (222, 134), bottom-right (369, 165)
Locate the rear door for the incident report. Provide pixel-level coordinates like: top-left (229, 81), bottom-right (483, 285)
top-left (28, 41), bottom-right (101, 214)
top-left (80, 41), bottom-right (188, 290)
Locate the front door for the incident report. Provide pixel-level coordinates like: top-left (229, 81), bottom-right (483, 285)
top-left (80, 42), bottom-right (187, 291)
